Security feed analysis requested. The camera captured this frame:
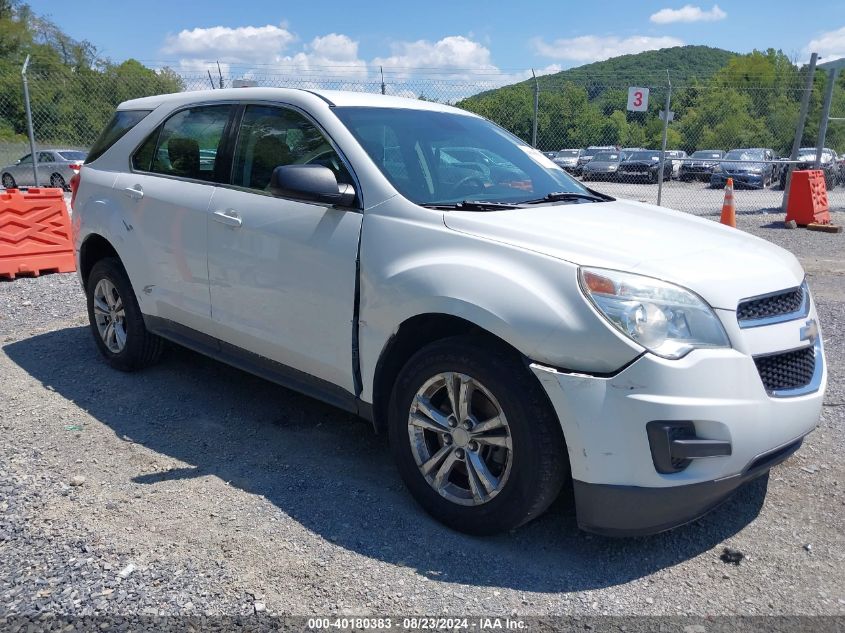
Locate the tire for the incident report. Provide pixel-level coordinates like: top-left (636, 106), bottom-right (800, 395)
top-left (388, 336), bottom-right (568, 535)
top-left (86, 257), bottom-right (164, 372)
top-left (50, 173), bottom-right (66, 189)
top-left (2, 173), bottom-right (15, 189)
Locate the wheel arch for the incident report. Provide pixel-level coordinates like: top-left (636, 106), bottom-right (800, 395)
top-left (79, 233), bottom-right (121, 288)
top-left (369, 312), bottom-right (538, 435)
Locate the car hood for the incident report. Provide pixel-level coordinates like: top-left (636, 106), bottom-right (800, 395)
top-left (443, 199), bottom-right (804, 310)
top-left (621, 160), bottom-right (658, 168)
top-left (720, 160), bottom-right (766, 170)
top-left (586, 161), bottom-right (619, 168)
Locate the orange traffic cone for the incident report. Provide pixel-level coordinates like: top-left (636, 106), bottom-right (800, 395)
top-left (720, 177), bottom-right (736, 227)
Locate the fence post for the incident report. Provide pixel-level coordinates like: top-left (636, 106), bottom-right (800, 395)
top-left (531, 69), bottom-right (539, 148)
top-left (656, 72), bottom-right (672, 207)
top-left (380, 66), bottom-right (386, 95)
top-left (815, 67), bottom-right (839, 168)
top-left (781, 52), bottom-right (817, 212)
top-left (21, 55), bottom-right (39, 187)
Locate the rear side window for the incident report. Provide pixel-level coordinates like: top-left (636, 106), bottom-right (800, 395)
top-left (86, 110), bottom-right (152, 164)
top-left (133, 105), bottom-right (232, 183)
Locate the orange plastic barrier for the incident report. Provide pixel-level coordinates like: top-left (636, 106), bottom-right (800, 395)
top-left (785, 170), bottom-right (830, 226)
top-left (0, 187), bottom-right (76, 280)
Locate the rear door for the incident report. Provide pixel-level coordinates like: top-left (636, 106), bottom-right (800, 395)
top-left (207, 103), bottom-right (363, 392)
top-left (114, 104), bottom-right (234, 334)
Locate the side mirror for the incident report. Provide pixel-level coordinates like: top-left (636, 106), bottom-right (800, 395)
top-left (269, 164), bottom-right (356, 207)
top-left (14, 160), bottom-right (20, 165)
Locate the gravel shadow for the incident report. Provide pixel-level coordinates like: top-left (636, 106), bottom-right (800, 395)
top-left (4, 325), bottom-right (768, 593)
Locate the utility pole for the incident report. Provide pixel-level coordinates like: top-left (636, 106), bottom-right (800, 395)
top-left (656, 70), bottom-right (672, 206)
top-left (21, 55), bottom-right (39, 186)
top-left (531, 69), bottom-right (539, 148)
top-left (781, 52), bottom-right (817, 212)
top-left (380, 66), bottom-right (386, 95)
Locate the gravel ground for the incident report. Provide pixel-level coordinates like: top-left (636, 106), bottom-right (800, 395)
top-left (0, 209), bottom-right (843, 626)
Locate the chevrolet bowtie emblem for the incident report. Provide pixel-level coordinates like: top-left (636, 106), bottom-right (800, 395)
top-left (800, 319), bottom-right (819, 344)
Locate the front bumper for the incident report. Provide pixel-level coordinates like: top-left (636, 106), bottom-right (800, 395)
top-left (711, 172), bottom-right (764, 187)
top-left (530, 311), bottom-right (826, 535)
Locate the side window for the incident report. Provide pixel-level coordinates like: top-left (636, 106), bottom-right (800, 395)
top-left (19, 154), bottom-right (32, 165)
top-left (140, 105), bottom-right (232, 182)
top-left (38, 152), bottom-right (54, 163)
top-left (232, 105), bottom-right (351, 192)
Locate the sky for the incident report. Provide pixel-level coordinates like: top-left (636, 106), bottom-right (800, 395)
top-left (25, 0), bottom-right (845, 84)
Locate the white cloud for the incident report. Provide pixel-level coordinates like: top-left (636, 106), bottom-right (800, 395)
top-left (806, 25), bottom-right (845, 60)
top-left (162, 24), bottom-right (296, 65)
top-left (372, 36), bottom-right (498, 80)
top-left (279, 33), bottom-right (368, 78)
top-left (650, 4), bottom-right (726, 24)
top-left (159, 26), bottom-right (565, 101)
top-left (531, 35), bottom-right (684, 63)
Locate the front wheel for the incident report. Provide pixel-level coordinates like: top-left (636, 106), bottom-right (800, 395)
top-left (86, 258), bottom-right (164, 371)
top-left (2, 173), bottom-right (15, 189)
top-left (388, 337), bottom-right (568, 535)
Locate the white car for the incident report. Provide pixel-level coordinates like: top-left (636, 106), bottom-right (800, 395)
top-left (72, 89), bottom-right (826, 536)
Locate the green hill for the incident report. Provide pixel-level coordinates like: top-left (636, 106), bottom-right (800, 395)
top-left (455, 46), bottom-right (841, 154)
top-left (535, 45), bottom-right (736, 89)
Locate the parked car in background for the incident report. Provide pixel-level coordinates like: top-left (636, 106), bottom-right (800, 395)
top-left (664, 150), bottom-right (688, 178)
top-left (581, 151), bottom-right (622, 181)
top-left (1, 149), bottom-right (87, 190)
top-left (552, 148), bottom-right (581, 172)
top-left (679, 150), bottom-right (724, 182)
top-left (618, 150), bottom-right (674, 184)
top-left (777, 148), bottom-right (840, 191)
top-left (711, 148), bottom-right (776, 189)
top-left (542, 151), bottom-right (558, 160)
top-left (574, 145), bottom-right (616, 176)
top-left (439, 146), bottom-right (524, 185)
top-left (620, 147), bottom-right (645, 161)
top-left (73, 87), bottom-right (825, 537)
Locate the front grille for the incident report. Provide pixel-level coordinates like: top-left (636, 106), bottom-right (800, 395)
top-left (754, 347), bottom-right (815, 393)
top-left (737, 286), bottom-right (804, 322)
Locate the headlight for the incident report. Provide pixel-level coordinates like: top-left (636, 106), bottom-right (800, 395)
top-left (748, 167), bottom-right (762, 174)
top-left (713, 165), bottom-right (722, 173)
top-left (579, 267), bottom-right (730, 359)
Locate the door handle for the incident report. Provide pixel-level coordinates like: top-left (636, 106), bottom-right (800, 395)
top-left (212, 210), bottom-right (242, 227)
top-left (123, 186), bottom-right (144, 200)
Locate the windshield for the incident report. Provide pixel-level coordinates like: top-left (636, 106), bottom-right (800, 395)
top-left (798, 148), bottom-right (833, 161)
top-left (628, 151), bottom-right (659, 161)
top-left (556, 150), bottom-right (579, 157)
top-left (333, 107), bottom-right (589, 205)
top-left (724, 150), bottom-right (764, 161)
top-left (692, 151), bottom-right (721, 159)
top-left (58, 151), bottom-right (87, 161)
top-left (592, 152), bottom-right (619, 162)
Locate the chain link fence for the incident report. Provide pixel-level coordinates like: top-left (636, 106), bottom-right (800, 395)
top-left (1, 66), bottom-right (843, 215)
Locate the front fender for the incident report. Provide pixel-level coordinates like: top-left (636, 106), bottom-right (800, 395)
top-left (357, 210), bottom-right (642, 403)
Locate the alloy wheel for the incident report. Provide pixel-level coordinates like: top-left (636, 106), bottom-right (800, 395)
top-left (407, 372), bottom-right (513, 506)
top-left (93, 278), bottom-right (127, 353)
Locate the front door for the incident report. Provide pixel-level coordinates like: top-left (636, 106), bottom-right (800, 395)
top-left (207, 104), bottom-right (362, 392)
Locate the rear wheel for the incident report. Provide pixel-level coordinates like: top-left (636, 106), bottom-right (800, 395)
top-left (388, 337), bottom-right (568, 535)
top-left (50, 173), bottom-right (66, 189)
top-left (86, 258), bottom-right (164, 371)
top-left (2, 173), bottom-right (15, 189)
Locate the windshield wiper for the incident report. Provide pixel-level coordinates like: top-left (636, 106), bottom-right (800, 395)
top-left (520, 191), bottom-right (609, 204)
top-left (421, 200), bottom-right (522, 211)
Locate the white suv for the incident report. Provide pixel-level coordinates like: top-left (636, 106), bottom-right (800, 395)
top-left (72, 88), bottom-right (826, 536)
